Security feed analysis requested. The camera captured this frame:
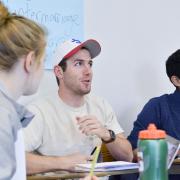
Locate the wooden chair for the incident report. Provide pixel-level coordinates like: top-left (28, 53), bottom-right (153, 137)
top-left (101, 143), bottom-right (115, 162)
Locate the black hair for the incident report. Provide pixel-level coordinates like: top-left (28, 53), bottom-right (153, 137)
top-left (166, 49), bottom-right (180, 79)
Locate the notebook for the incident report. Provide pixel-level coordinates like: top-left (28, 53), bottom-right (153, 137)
top-left (166, 135), bottom-right (180, 169)
top-left (75, 161), bottom-right (139, 172)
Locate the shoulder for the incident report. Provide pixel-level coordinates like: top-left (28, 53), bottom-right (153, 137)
top-left (0, 92), bottom-right (19, 129)
top-left (27, 93), bottom-right (59, 112)
top-left (0, 92), bottom-right (15, 113)
top-left (0, 94), bottom-right (19, 148)
top-left (143, 94), bottom-right (168, 109)
top-left (137, 93), bottom-right (169, 124)
top-left (0, 106), bottom-right (15, 134)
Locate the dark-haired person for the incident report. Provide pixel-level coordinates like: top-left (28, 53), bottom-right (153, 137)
top-left (128, 49), bottom-right (180, 159)
top-left (110, 50), bottom-right (180, 180)
top-left (23, 39), bottom-right (133, 175)
top-left (0, 2), bottom-right (46, 179)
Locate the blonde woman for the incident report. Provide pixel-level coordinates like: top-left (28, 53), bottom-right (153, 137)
top-left (0, 2), bottom-right (46, 179)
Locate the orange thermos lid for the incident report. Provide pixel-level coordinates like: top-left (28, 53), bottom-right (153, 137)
top-left (138, 123), bottom-right (166, 139)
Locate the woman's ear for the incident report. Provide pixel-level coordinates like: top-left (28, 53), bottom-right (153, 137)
top-left (24, 51), bottom-right (35, 73)
top-left (54, 65), bottom-right (63, 79)
top-left (170, 75), bottom-right (180, 87)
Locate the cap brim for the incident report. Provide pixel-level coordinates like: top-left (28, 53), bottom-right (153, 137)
top-left (64, 39), bottom-right (101, 59)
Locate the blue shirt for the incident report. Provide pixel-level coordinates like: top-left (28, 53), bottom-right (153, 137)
top-left (126, 90), bottom-right (180, 180)
top-left (128, 89), bottom-right (180, 150)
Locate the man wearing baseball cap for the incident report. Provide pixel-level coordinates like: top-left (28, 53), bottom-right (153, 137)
top-left (23, 39), bottom-right (133, 174)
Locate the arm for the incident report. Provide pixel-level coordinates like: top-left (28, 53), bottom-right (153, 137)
top-left (24, 104), bottom-right (91, 174)
top-left (77, 115), bottom-right (133, 162)
top-left (26, 152), bottom-right (91, 175)
top-left (104, 133), bottom-right (133, 162)
top-left (128, 98), bottom-right (161, 150)
top-left (127, 98), bottom-right (163, 163)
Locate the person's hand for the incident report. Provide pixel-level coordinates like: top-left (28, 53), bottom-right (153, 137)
top-left (81, 175), bottom-right (99, 180)
top-left (76, 115), bottom-right (110, 141)
top-left (58, 153), bottom-right (92, 171)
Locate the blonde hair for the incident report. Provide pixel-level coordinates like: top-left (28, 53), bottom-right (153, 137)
top-left (0, 2), bottom-right (46, 70)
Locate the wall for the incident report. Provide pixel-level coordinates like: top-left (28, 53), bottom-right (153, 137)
top-left (19, 0), bottom-right (180, 136)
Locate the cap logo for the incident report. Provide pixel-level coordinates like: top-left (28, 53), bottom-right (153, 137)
top-left (71, 39), bottom-right (81, 44)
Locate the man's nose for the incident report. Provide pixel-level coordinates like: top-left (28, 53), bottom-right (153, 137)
top-left (83, 64), bottom-right (92, 74)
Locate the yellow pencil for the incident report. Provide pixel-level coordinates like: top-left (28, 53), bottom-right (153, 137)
top-left (89, 145), bottom-right (101, 176)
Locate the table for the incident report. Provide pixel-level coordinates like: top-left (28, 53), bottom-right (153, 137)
top-left (27, 168), bottom-right (139, 180)
top-left (169, 158), bottom-right (180, 174)
top-left (27, 159), bottom-right (180, 180)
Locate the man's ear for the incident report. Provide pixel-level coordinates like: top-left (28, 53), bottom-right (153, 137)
top-left (24, 51), bottom-right (35, 73)
top-left (170, 75), bottom-right (180, 87)
top-left (54, 65), bottom-right (63, 79)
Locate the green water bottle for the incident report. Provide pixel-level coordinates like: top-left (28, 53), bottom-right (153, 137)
top-left (138, 124), bottom-right (168, 180)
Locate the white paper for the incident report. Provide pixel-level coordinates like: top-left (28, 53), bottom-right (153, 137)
top-left (75, 161), bottom-right (139, 172)
top-left (166, 135), bottom-right (180, 169)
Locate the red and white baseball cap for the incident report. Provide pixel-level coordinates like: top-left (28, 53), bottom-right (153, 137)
top-left (53, 39), bottom-right (101, 65)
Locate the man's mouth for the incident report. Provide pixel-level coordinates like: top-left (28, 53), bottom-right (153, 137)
top-left (81, 79), bottom-right (91, 85)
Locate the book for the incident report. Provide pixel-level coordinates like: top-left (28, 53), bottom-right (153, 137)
top-left (166, 135), bottom-right (180, 169)
top-left (75, 161), bottom-right (139, 172)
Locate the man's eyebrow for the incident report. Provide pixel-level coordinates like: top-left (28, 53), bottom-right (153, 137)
top-left (73, 59), bottom-right (92, 63)
top-left (73, 59), bottom-right (84, 62)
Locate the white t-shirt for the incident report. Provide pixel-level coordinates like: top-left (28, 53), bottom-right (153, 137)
top-left (23, 93), bottom-right (123, 156)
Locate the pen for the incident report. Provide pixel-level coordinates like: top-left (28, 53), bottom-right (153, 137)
top-left (89, 145), bottom-right (101, 176)
top-left (91, 147), bottom-right (97, 155)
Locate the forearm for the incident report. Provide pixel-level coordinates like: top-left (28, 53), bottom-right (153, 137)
top-left (26, 152), bottom-right (62, 175)
top-left (106, 135), bottom-right (133, 162)
top-left (26, 152), bottom-right (89, 175)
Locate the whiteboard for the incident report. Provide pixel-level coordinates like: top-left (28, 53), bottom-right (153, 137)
top-left (3, 0), bottom-right (84, 69)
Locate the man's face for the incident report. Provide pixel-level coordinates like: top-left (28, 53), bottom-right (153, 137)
top-left (61, 49), bottom-right (93, 96)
